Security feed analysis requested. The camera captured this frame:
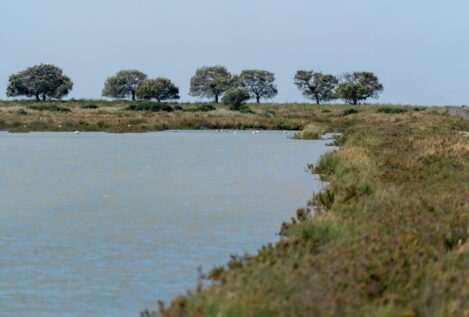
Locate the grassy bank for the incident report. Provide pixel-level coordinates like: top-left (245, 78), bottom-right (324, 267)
top-left (140, 108), bottom-right (468, 316)
top-left (0, 100), bottom-right (422, 133)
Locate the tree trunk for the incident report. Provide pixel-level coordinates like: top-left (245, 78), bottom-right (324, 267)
top-left (35, 94), bottom-right (40, 102)
top-left (315, 94), bottom-right (320, 105)
top-left (131, 91), bottom-right (136, 101)
top-left (42, 93), bottom-right (47, 101)
top-left (256, 94), bottom-right (260, 104)
top-left (214, 94), bottom-right (219, 103)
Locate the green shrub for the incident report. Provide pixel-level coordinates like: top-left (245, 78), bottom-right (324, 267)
top-left (80, 103), bottom-right (99, 109)
top-left (262, 110), bottom-right (276, 118)
top-left (184, 104), bottom-right (216, 112)
top-left (126, 101), bottom-right (174, 112)
top-left (377, 107), bottom-right (408, 114)
top-left (293, 221), bottom-right (340, 243)
top-left (27, 120), bottom-right (50, 130)
top-left (16, 109), bottom-right (28, 115)
top-left (342, 108), bottom-right (359, 116)
top-left (197, 104), bottom-right (216, 112)
top-left (315, 151), bottom-right (340, 175)
top-left (222, 88), bottom-right (250, 110)
top-left (238, 105), bottom-right (255, 114)
top-left (295, 123), bottom-right (328, 139)
top-left (29, 104), bottom-right (71, 112)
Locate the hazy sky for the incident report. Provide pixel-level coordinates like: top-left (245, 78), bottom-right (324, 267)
top-left (0, 0), bottom-right (468, 105)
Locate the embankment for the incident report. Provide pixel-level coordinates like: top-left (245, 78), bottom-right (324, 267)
top-left (142, 108), bottom-right (468, 316)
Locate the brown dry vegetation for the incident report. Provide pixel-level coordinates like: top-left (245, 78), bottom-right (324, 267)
top-left (0, 101), bottom-right (414, 133)
top-left (139, 107), bottom-right (468, 317)
top-left (0, 101), bottom-right (319, 132)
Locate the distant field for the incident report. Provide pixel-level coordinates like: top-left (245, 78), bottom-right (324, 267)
top-left (0, 101), bottom-right (432, 133)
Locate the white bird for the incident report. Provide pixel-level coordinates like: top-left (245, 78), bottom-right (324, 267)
top-left (283, 130), bottom-right (287, 134)
top-left (74, 131), bottom-right (80, 134)
top-left (252, 131), bottom-right (256, 134)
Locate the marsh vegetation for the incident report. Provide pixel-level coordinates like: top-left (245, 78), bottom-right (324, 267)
top-left (141, 108), bottom-right (469, 317)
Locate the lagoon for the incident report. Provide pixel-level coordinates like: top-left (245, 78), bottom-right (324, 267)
top-left (0, 131), bottom-right (329, 317)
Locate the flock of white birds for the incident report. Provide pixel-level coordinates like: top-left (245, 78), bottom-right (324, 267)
top-left (72, 130), bottom-right (289, 135)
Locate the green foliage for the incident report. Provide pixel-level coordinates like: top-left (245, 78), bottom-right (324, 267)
top-left (288, 220), bottom-right (340, 243)
top-left (80, 103), bottom-right (99, 109)
top-left (16, 109), bottom-right (28, 115)
top-left (190, 66), bottom-right (233, 103)
top-left (342, 108), bottom-right (359, 116)
top-left (236, 70), bottom-right (278, 103)
top-left (294, 70), bottom-right (338, 104)
top-left (294, 122), bottom-right (328, 139)
top-left (222, 88), bottom-right (251, 110)
top-left (238, 105), bottom-right (255, 114)
top-left (377, 107), bottom-right (408, 114)
top-left (177, 104), bottom-right (217, 112)
top-left (336, 72), bottom-right (383, 105)
top-left (7, 64), bottom-right (73, 101)
top-left (315, 151), bottom-right (340, 175)
top-left (126, 101), bottom-right (174, 112)
top-left (136, 78), bottom-right (180, 102)
top-left (29, 104), bottom-right (71, 112)
top-left (196, 104), bottom-right (216, 112)
top-left (102, 70), bottom-right (148, 101)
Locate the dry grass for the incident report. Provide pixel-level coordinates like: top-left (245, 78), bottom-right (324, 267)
top-left (0, 101), bottom-right (421, 133)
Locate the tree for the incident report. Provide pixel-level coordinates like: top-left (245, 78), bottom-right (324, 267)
top-left (294, 70), bottom-right (338, 104)
top-left (190, 66), bottom-right (233, 103)
top-left (6, 64), bottom-right (73, 102)
top-left (136, 78), bottom-right (180, 102)
top-left (336, 72), bottom-right (383, 105)
top-left (102, 70), bottom-right (147, 101)
top-left (222, 88), bottom-right (250, 110)
top-left (237, 70), bottom-right (278, 103)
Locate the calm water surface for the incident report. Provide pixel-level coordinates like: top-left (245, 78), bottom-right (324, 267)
top-left (0, 131), bottom-right (330, 317)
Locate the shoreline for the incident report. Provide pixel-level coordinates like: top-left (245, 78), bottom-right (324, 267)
top-left (144, 108), bottom-right (468, 317)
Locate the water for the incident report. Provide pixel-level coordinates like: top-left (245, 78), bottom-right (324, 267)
top-left (0, 131), bottom-right (330, 317)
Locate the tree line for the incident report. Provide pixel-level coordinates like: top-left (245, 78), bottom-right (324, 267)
top-left (5, 64), bottom-right (383, 105)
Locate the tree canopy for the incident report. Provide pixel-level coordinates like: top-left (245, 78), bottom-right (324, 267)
top-left (189, 66), bottom-right (233, 103)
top-left (6, 64), bottom-right (73, 101)
top-left (336, 72), bottom-right (383, 105)
top-left (222, 88), bottom-right (250, 110)
top-left (294, 70), bottom-right (338, 104)
top-left (136, 78), bottom-right (180, 102)
top-left (102, 70), bottom-right (148, 101)
top-left (237, 70), bottom-right (278, 103)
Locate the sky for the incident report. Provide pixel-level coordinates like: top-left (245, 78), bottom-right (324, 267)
top-left (0, 0), bottom-right (468, 105)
